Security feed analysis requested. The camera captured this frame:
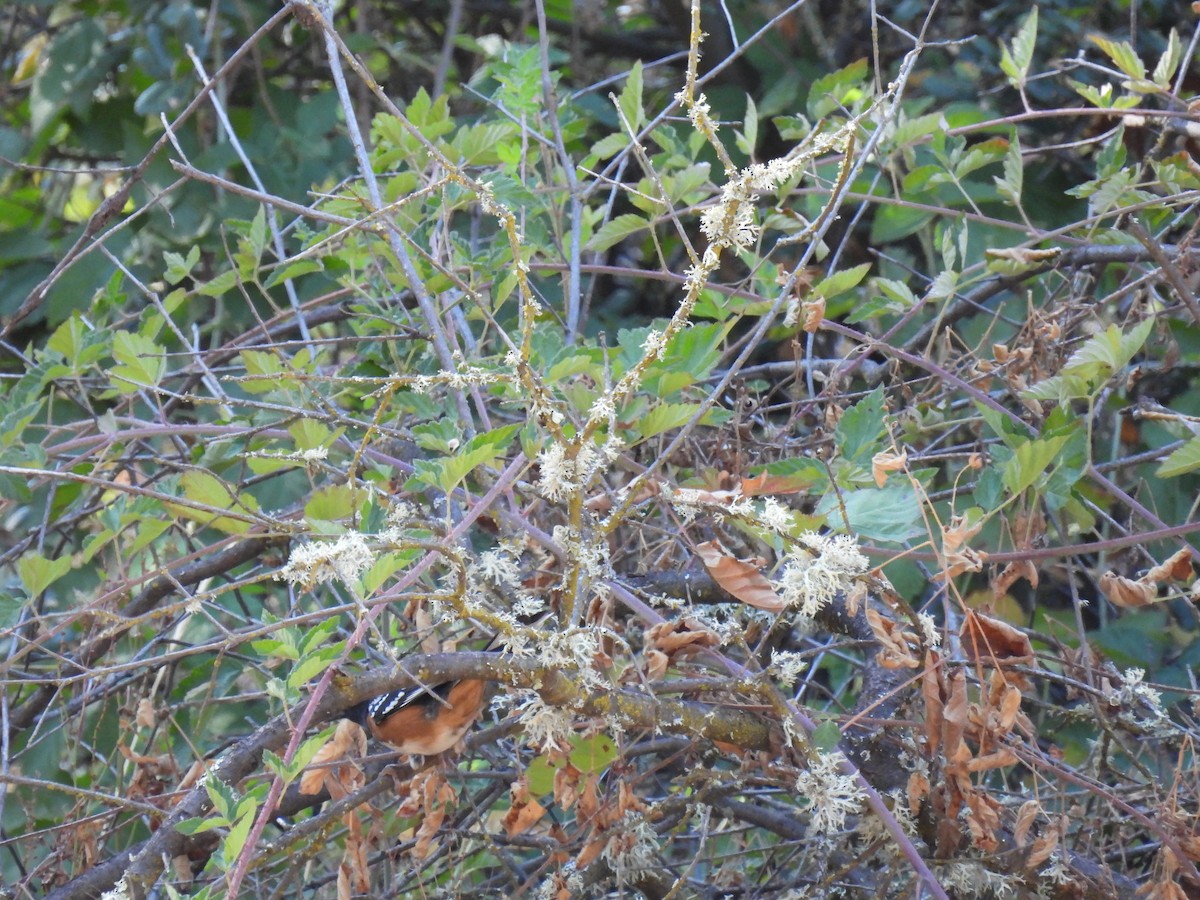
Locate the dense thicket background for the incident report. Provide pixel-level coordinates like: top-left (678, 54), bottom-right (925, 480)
top-left (3, 1), bottom-right (1200, 898)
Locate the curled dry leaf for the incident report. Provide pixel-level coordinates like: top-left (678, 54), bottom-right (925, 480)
top-left (942, 515), bottom-right (983, 553)
top-left (871, 449), bottom-right (908, 487)
top-left (1014, 799), bottom-right (1041, 847)
top-left (960, 610), bottom-right (1035, 668)
top-left (865, 607), bottom-right (920, 669)
top-left (300, 719), bottom-right (367, 797)
top-left (1099, 571), bottom-right (1158, 609)
top-left (505, 778), bottom-right (549, 835)
top-left (135, 697), bottom-right (157, 729)
top-left (645, 617), bottom-right (722, 655)
top-left (644, 648), bottom-right (669, 681)
top-left (936, 546), bottom-right (987, 581)
top-left (993, 559), bottom-right (1038, 598)
top-left (800, 296), bottom-right (825, 333)
top-left (1144, 548), bottom-right (1195, 585)
top-left (695, 540), bottom-right (785, 612)
top-left (921, 652), bottom-right (945, 752)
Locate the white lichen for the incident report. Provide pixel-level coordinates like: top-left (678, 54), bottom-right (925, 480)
top-left (777, 532), bottom-right (869, 618)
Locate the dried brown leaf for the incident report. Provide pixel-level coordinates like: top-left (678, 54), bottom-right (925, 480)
top-left (992, 559), bottom-right (1038, 598)
top-left (871, 450), bottom-right (908, 487)
top-left (1145, 549), bottom-right (1195, 585)
top-left (1099, 571), bottom-right (1158, 609)
top-left (1014, 799), bottom-right (1040, 847)
top-left (960, 610), bottom-right (1034, 667)
top-left (696, 540), bottom-right (785, 612)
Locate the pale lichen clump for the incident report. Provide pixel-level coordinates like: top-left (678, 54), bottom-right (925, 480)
top-left (769, 649), bottom-right (808, 689)
top-left (536, 441), bottom-right (601, 503)
top-left (470, 546), bottom-right (544, 618)
top-left (1109, 667), bottom-right (1171, 733)
top-left (602, 813), bottom-right (660, 885)
top-left (777, 532), bottom-right (869, 618)
top-left (793, 750), bottom-right (867, 834)
top-left (512, 691), bottom-right (576, 754)
top-left (276, 532), bottom-right (373, 593)
top-left (938, 860), bottom-right (1020, 899)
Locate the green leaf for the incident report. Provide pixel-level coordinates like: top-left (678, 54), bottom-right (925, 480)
top-left (810, 720), bottom-right (841, 753)
top-left (1002, 434), bottom-right (1069, 496)
top-left (632, 402), bottom-right (709, 441)
top-left (222, 809), bottom-right (256, 869)
top-left (287, 643), bottom-right (345, 690)
top-left (1089, 34), bottom-right (1146, 82)
top-left (526, 733), bottom-right (618, 796)
top-left (167, 470), bottom-right (260, 535)
top-left (818, 482), bottom-right (925, 542)
top-left (163, 245), bottom-right (200, 285)
top-left (617, 60), bottom-right (644, 130)
top-left (1024, 319), bottom-right (1153, 402)
top-left (835, 387), bottom-right (886, 462)
top-left (1153, 29), bottom-right (1181, 88)
top-left (586, 213), bottom-right (649, 253)
top-left (247, 206), bottom-right (268, 262)
top-left (814, 263), bottom-right (871, 301)
top-left (240, 350), bottom-right (286, 394)
top-left (994, 133), bottom-right (1023, 206)
top-left (18, 551), bottom-right (73, 598)
top-left (1157, 435), bottom-right (1200, 478)
top-left (807, 58), bottom-right (868, 119)
top-left (305, 484), bottom-right (358, 527)
top-left (198, 268), bottom-right (239, 298)
top-left (264, 258), bottom-right (324, 289)
top-left (738, 94), bottom-right (758, 157)
top-left (410, 423), bottom-right (520, 494)
top-left (205, 777), bottom-right (238, 823)
top-left (175, 815), bottom-right (227, 836)
top-left (999, 7), bottom-right (1038, 89)
top-left (110, 331), bottom-right (165, 393)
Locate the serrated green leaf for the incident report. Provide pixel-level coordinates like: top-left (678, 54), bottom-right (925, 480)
top-left (198, 268), bottom-right (238, 298)
top-left (205, 777), bottom-right (237, 823)
top-left (247, 206), bottom-right (268, 261)
top-left (995, 133), bottom-right (1023, 205)
top-left (591, 131), bottom-right (631, 160)
top-left (1157, 435), bottom-right (1200, 478)
top-left (163, 245), bottom-right (200, 286)
top-left (222, 809), bottom-right (256, 869)
top-left (287, 643), bottom-right (345, 690)
top-left (110, 331), bottom-right (165, 393)
top-left (586, 213), bottom-right (650, 253)
top-left (1002, 434), bottom-right (1069, 496)
top-left (617, 60), bottom-right (644, 130)
top-left (264, 258), bottom-right (324, 288)
top-left (175, 815), bottom-right (227, 836)
top-left (1090, 34), bottom-right (1146, 81)
top-left (836, 388), bottom-right (886, 463)
top-left (410, 423), bottom-right (520, 494)
top-left (167, 471), bottom-right (260, 535)
top-left (632, 402), bottom-right (707, 441)
top-left (18, 552), bottom-right (73, 598)
top-left (1153, 29), bottom-right (1181, 87)
top-left (814, 263), bottom-right (871, 301)
top-left (807, 57), bottom-right (868, 119)
top-left (999, 7), bottom-right (1038, 89)
top-left (240, 350), bottom-right (286, 394)
top-left (818, 482), bottom-right (925, 542)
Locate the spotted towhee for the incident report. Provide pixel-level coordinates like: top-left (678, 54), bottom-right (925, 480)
top-left (363, 675), bottom-right (490, 756)
top-left (354, 632), bottom-right (502, 756)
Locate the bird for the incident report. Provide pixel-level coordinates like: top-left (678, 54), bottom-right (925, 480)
top-left (362, 674), bottom-right (490, 756)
